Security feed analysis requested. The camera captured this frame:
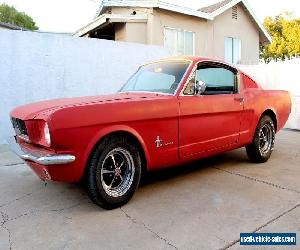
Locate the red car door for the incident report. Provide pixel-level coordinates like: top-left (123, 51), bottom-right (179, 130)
top-left (178, 62), bottom-right (243, 159)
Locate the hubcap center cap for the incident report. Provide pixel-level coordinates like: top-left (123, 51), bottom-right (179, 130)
top-left (115, 168), bottom-right (121, 177)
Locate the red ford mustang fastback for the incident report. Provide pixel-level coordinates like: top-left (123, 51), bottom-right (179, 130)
top-left (9, 56), bottom-right (291, 209)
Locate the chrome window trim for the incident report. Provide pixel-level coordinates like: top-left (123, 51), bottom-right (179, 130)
top-left (142, 58), bottom-right (193, 67)
top-left (118, 91), bottom-right (174, 96)
top-left (179, 62), bottom-right (198, 96)
top-left (173, 59), bottom-right (193, 96)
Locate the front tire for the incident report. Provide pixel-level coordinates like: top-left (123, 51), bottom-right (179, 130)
top-left (246, 115), bottom-right (275, 163)
top-left (86, 136), bottom-right (141, 209)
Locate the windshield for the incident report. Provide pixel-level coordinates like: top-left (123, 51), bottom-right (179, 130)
top-left (120, 61), bottom-right (191, 94)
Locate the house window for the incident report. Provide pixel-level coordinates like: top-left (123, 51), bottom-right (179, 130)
top-left (164, 27), bottom-right (195, 56)
top-left (224, 37), bottom-right (241, 64)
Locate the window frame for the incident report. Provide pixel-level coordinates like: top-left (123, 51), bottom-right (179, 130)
top-left (180, 61), bottom-right (240, 96)
top-left (164, 26), bottom-right (195, 56)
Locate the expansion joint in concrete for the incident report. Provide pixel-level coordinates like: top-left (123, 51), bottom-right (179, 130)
top-left (219, 200), bottom-right (300, 249)
top-left (213, 167), bottom-right (300, 194)
top-left (120, 207), bottom-right (178, 250)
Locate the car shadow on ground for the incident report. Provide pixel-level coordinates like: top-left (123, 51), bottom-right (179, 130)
top-left (141, 148), bottom-right (250, 186)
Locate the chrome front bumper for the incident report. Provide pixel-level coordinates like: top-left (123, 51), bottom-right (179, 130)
top-left (8, 137), bottom-right (76, 166)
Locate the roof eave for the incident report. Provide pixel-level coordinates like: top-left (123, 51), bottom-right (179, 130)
top-left (96, 0), bottom-right (212, 20)
top-left (73, 14), bottom-right (148, 37)
top-left (209, 0), bottom-right (271, 44)
top-left (242, 0), bottom-right (272, 44)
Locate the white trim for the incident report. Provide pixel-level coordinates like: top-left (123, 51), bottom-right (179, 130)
top-left (73, 14), bottom-right (148, 37)
top-left (74, 15), bottom-right (107, 37)
top-left (97, 0), bottom-right (212, 20)
top-left (242, 0), bottom-right (272, 43)
top-left (209, 0), bottom-right (272, 43)
top-left (209, 0), bottom-right (242, 18)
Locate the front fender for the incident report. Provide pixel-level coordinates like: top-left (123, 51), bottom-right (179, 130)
top-left (82, 124), bottom-right (151, 171)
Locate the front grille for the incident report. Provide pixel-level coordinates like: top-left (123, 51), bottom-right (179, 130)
top-left (11, 117), bottom-right (28, 136)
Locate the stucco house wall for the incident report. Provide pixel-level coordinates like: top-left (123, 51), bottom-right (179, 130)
top-left (150, 8), bottom-right (212, 56)
top-left (115, 23), bottom-right (126, 41)
top-left (151, 9), bottom-right (215, 58)
top-left (101, 4), bottom-right (260, 64)
top-left (122, 22), bottom-right (147, 44)
top-left (212, 3), bottom-right (260, 64)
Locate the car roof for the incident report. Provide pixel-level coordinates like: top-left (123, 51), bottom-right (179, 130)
top-left (144, 56), bottom-right (238, 70)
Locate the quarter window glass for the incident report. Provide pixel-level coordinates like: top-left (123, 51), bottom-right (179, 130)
top-left (183, 70), bottom-right (196, 95)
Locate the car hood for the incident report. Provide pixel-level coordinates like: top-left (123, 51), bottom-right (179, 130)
top-left (10, 92), bottom-right (165, 120)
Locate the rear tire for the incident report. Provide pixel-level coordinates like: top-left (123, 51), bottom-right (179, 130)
top-left (246, 115), bottom-right (275, 163)
top-left (86, 136), bottom-right (141, 209)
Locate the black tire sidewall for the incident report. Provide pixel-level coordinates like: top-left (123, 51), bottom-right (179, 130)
top-left (87, 136), bottom-right (141, 209)
top-left (249, 116), bottom-right (275, 162)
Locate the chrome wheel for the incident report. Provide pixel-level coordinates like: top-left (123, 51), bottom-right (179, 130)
top-left (258, 124), bottom-right (273, 155)
top-left (246, 115), bottom-right (275, 163)
top-left (100, 147), bottom-right (135, 198)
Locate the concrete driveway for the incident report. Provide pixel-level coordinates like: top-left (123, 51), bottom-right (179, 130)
top-left (0, 130), bottom-right (299, 250)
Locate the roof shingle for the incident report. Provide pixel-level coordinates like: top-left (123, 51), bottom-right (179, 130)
top-left (199, 0), bottom-right (233, 13)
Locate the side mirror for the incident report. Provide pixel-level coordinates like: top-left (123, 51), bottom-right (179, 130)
top-left (193, 80), bottom-right (206, 95)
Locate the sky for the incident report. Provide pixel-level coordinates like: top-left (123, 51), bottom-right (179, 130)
top-left (1, 0), bottom-right (300, 33)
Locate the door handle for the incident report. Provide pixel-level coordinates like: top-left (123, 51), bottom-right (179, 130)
top-left (234, 97), bottom-right (244, 102)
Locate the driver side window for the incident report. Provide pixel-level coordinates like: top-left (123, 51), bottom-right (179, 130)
top-left (183, 63), bottom-right (237, 95)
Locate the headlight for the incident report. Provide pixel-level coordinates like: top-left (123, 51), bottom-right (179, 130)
top-left (44, 123), bottom-right (51, 146)
top-left (24, 120), bottom-right (52, 147)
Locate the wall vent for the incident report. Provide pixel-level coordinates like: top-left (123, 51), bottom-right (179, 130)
top-left (232, 6), bottom-right (238, 19)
